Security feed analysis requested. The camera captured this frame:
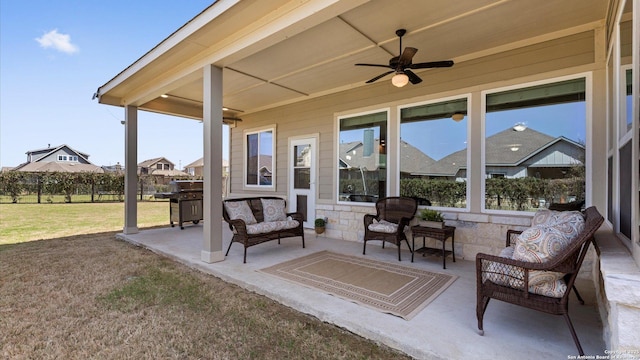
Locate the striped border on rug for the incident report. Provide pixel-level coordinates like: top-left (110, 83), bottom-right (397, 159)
top-left (259, 251), bottom-right (457, 320)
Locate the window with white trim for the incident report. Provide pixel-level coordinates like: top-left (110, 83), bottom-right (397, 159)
top-left (338, 111), bottom-right (387, 203)
top-left (399, 97), bottom-right (468, 208)
top-left (484, 77), bottom-right (587, 212)
top-left (244, 126), bottom-right (275, 188)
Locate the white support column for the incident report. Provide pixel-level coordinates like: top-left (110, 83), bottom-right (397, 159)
top-left (201, 64), bottom-right (225, 263)
top-left (469, 92), bottom-right (483, 213)
top-left (123, 105), bottom-right (139, 234)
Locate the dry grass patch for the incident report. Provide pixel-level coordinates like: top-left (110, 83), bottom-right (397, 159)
top-left (0, 232), bottom-right (411, 359)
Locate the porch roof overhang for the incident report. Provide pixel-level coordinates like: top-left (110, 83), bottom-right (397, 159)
top-left (95, 0), bottom-right (607, 119)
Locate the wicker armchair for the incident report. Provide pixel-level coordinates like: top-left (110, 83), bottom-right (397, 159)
top-left (363, 197), bottom-right (418, 261)
top-left (476, 206), bottom-right (603, 355)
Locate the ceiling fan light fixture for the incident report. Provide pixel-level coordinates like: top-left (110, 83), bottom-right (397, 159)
top-left (452, 112), bottom-right (465, 122)
top-left (391, 73), bottom-right (409, 87)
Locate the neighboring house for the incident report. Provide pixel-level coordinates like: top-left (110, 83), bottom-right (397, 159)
top-left (138, 157), bottom-right (189, 177)
top-left (423, 126), bottom-right (584, 181)
top-left (184, 157), bottom-right (229, 177)
top-left (184, 157), bottom-right (230, 197)
top-left (341, 126), bottom-right (584, 183)
top-left (102, 162), bottom-right (124, 173)
top-left (339, 137), bottom-right (435, 198)
top-left (12, 144), bottom-right (103, 173)
top-left (95, 1), bottom-right (639, 350)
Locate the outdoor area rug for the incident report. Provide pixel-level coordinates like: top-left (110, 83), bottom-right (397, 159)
top-left (259, 250), bottom-right (457, 320)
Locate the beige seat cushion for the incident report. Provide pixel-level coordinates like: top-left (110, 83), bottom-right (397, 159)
top-left (367, 219), bottom-right (398, 233)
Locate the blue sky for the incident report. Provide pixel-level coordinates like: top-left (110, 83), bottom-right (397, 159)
top-left (0, 1), bottom-right (222, 168)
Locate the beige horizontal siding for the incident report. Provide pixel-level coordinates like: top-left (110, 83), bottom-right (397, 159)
top-left (228, 30), bottom-right (597, 200)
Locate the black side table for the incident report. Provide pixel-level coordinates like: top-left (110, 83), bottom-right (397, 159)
top-left (411, 225), bottom-right (456, 269)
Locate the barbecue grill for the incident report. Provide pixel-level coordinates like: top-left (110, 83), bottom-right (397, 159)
top-left (154, 180), bottom-right (203, 229)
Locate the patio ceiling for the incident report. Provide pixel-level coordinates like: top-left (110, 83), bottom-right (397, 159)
top-left (96, 0), bottom-right (607, 119)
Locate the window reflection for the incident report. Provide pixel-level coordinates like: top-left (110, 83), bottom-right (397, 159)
top-left (399, 98), bottom-right (468, 208)
top-left (338, 111), bottom-right (387, 203)
top-left (485, 78), bottom-right (586, 211)
top-left (246, 129), bottom-right (273, 186)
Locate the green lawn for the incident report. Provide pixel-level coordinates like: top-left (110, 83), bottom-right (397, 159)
top-left (0, 201), bottom-right (169, 244)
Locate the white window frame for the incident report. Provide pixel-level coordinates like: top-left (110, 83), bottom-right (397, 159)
top-left (396, 94), bottom-right (472, 212)
top-left (336, 108), bottom-right (390, 205)
top-left (243, 124), bottom-right (276, 191)
top-left (480, 72), bottom-right (592, 215)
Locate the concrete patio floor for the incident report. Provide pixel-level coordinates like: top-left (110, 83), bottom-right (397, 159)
top-left (117, 224), bottom-right (605, 360)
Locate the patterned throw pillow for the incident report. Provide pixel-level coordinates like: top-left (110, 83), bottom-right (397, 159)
top-left (531, 209), bottom-right (584, 226)
top-left (514, 212), bottom-right (585, 263)
top-left (510, 211), bottom-right (585, 298)
top-left (261, 198), bottom-right (287, 222)
top-left (224, 201), bottom-right (257, 224)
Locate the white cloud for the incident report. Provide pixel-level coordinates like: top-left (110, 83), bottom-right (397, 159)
top-left (35, 29), bottom-right (79, 54)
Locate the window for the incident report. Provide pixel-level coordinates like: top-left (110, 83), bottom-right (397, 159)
top-left (57, 155), bottom-right (77, 162)
top-left (156, 164), bottom-right (163, 170)
top-left (244, 126), bottom-right (275, 188)
top-left (338, 111), bottom-right (387, 203)
top-left (164, 164), bottom-right (170, 170)
top-left (399, 98), bottom-right (468, 208)
top-left (484, 78), bottom-right (586, 212)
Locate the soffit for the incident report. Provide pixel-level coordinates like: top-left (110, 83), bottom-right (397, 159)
top-left (97, 0), bottom-right (608, 119)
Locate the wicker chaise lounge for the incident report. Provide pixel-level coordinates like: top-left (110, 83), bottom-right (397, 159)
top-left (476, 206), bottom-right (604, 355)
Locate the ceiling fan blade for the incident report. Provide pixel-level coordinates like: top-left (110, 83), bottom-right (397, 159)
top-left (404, 69), bottom-right (422, 84)
top-left (397, 47), bottom-right (417, 68)
top-left (409, 60), bottom-right (454, 69)
top-left (355, 63), bottom-right (392, 68)
top-left (365, 70), bottom-right (394, 83)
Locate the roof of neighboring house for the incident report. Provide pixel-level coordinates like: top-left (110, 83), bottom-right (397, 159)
top-left (184, 157), bottom-right (229, 168)
top-left (15, 162), bottom-right (104, 173)
top-left (427, 126), bottom-right (584, 176)
top-left (12, 144), bottom-right (96, 172)
top-left (25, 144), bottom-right (90, 160)
top-left (247, 155), bottom-right (272, 172)
top-left (148, 168), bottom-right (190, 177)
top-left (340, 139), bottom-right (435, 173)
top-left (138, 157), bottom-right (175, 168)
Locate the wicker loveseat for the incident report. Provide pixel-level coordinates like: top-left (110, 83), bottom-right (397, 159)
top-left (223, 197), bottom-right (305, 263)
top-left (476, 206), bottom-right (603, 355)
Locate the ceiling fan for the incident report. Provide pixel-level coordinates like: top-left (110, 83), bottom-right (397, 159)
top-left (355, 29), bottom-right (454, 87)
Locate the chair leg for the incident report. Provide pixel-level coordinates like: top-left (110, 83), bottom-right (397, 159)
top-left (225, 241), bottom-right (234, 256)
top-left (301, 233), bottom-right (305, 248)
top-left (563, 313), bottom-right (584, 356)
top-left (404, 238), bottom-right (414, 255)
top-left (477, 296), bottom-right (490, 335)
top-left (362, 240), bottom-right (367, 255)
top-left (243, 247), bottom-right (248, 264)
top-left (397, 244), bottom-right (401, 261)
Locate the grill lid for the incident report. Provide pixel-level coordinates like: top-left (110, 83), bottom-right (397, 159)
top-left (169, 180), bottom-right (203, 192)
